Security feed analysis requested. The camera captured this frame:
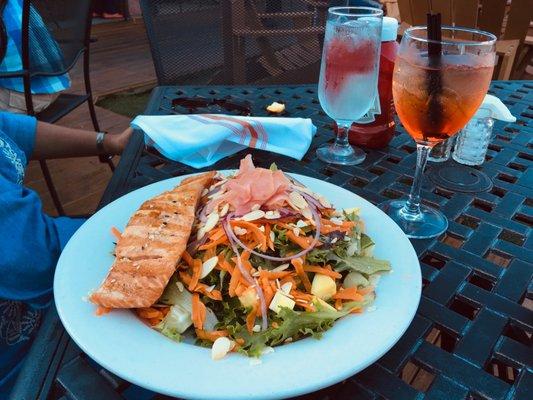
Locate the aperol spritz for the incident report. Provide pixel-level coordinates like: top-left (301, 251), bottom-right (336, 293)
top-left (379, 26), bottom-right (496, 239)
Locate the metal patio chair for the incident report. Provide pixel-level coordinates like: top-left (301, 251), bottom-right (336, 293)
top-left (0, 0), bottom-right (113, 215)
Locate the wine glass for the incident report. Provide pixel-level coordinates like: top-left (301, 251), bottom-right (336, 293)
top-left (317, 6), bottom-right (383, 165)
top-left (379, 26), bottom-right (496, 239)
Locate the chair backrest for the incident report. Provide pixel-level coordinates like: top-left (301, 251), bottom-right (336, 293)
top-left (397, 0), bottom-right (531, 41)
top-left (27, 0), bottom-right (92, 75)
top-left (140, 0), bottom-right (224, 85)
top-left (227, 0), bottom-right (325, 84)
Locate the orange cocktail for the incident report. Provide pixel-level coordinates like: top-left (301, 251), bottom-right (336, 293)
top-left (393, 59), bottom-right (493, 144)
top-left (379, 26), bottom-right (496, 239)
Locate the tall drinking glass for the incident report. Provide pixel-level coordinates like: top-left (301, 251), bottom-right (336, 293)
top-left (379, 26), bottom-right (496, 239)
top-left (317, 7), bottom-right (383, 165)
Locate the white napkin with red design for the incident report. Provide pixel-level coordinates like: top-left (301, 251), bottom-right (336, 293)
top-left (131, 114), bottom-right (316, 168)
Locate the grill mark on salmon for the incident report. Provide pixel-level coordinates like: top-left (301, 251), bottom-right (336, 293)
top-left (90, 172), bottom-right (216, 309)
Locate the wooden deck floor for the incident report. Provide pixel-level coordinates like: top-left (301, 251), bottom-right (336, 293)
top-left (24, 20), bottom-right (156, 216)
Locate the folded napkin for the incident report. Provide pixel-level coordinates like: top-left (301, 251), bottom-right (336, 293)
top-left (131, 114), bottom-right (316, 169)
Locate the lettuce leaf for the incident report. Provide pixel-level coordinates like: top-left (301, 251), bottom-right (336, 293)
top-left (230, 300), bottom-right (371, 357)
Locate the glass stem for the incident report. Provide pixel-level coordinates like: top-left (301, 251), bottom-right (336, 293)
top-left (403, 144), bottom-right (431, 220)
top-left (334, 122), bottom-right (351, 149)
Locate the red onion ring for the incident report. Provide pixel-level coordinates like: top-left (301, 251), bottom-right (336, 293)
top-left (225, 205), bottom-right (322, 262)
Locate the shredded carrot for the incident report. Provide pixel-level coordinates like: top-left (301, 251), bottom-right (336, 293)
top-left (228, 262), bottom-right (242, 297)
top-left (246, 303), bottom-right (258, 334)
top-left (261, 276), bottom-right (275, 306)
top-left (259, 270), bottom-right (293, 280)
top-left (320, 219), bottom-right (355, 233)
top-left (265, 224), bottom-right (274, 251)
top-left (188, 259), bottom-right (202, 291)
top-left (110, 227), bottom-right (122, 241)
top-left (217, 258), bottom-right (234, 273)
top-left (357, 286), bottom-right (375, 295)
top-left (286, 230), bottom-right (314, 250)
top-left (136, 307), bottom-right (164, 319)
top-left (234, 282), bottom-right (248, 297)
top-left (208, 227), bottom-right (225, 241)
top-left (230, 220), bottom-right (267, 251)
top-left (303, 265), bottom-right (342, 279)
top-left (296, 302), bottom-right (316, 312)
top-left (195, 329), bottom-right (228, 342)
top-left (236, 338), bottom-right (245, 345)
top-left (335, 298), bottom-right (343, 310)
top-left (350, 307), bottom-right (363, 314)
top-left (179, 270), bottom-right (192, 286)
top-left (191, 293), bottom-right (206, 330)
top-left (198, 235), bottom-right (228, 250)
top-left (181, 251), bottom-right (194, 268)
top-left (291, 258), bottom-right (312, 292)
top-left (194, 284), bottom-right (223, 301)
top-left (292, 290), bottom-right (314, 302)
top-left (95, 306), bottom-right (111, 316)
top-left (332, 287), bottom-right (365, 301)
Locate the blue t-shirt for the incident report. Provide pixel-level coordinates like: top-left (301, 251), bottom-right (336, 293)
top-left (0, 112), bottom-right (84, 397)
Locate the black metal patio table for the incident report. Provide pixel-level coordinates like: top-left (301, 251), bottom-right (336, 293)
top-left (11, 81), bottom-right (533, 400)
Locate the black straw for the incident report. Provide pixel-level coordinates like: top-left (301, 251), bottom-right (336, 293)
top-left (426, 13), bottom-right (443, 140)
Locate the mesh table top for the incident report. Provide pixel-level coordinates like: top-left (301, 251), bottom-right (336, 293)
top-left (12, 81), bottom-right (532, 400)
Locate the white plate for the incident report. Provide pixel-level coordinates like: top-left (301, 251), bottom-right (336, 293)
top-left (54, 172), bottom-right (421, 400)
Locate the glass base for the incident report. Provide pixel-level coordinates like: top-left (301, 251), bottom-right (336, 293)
top-left (429, 162), bottom-right (493, 193)
top-left (316, 143), bottom-right (365, 165)
top-left (378, 199), bottom-right (448, 239)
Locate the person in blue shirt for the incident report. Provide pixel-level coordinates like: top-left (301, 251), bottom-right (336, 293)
top-left (0, 0), bottom-right (71, 113)
top-left (0, 111), bottom-right (132, 397)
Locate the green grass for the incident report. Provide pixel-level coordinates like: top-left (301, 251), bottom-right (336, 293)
top-left (96, 89), bottom-right (153, 118)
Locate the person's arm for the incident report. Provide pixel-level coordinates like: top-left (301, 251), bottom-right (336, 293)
top-left (32, 121), bottom-right (133, 159)
top-left (0, 173), bottom-right (84, 306)
top-left (0, 112), bottom-right (133, 160)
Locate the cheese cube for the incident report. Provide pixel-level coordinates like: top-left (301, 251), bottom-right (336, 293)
top-left (311, 274), bottom-right (337, 300)
top-left (269, 291), bottom-right (296, 314)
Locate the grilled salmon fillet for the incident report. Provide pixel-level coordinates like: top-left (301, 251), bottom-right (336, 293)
top-left (90, 172), bottom-right (215, 309)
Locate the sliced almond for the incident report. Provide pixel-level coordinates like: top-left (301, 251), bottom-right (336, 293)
top-left (251, 204), bottom-right (261, 211)
top-left (205, 284), bottom-right (216, 293)
top-left (208, 190), bottom-right (225, 200)
top-left (197, 227), bottom-right (206, 240)
top-left (252, 324), bottom-right (261, 333)
top-left (204, 212), bottom-right (220, 232)
top-left (219, 203), bottom-right (229, 217)
top-left (264, 210), bottom-right (281, 219)
top-left (329, 217), bottom-right (343, 226)
top-left (201, 256), bottom-right (219, 278)
top-left (269, 231), bottom-right (276, 243)
top-left (201, 188), bottom-right (209, 196)
top-left (234, 227), bottom-right (248, 236)
top-left (295, 220), bottom-right (307, 228)
top-left (211, 337), bottom-right (232, 360)
top-left (318, 195), bottom-right (331, 208)
top-left (241, 210), bottom-right (265, 221)
top-left (272, 263), bottom-right (290, 272)
top-left (280, 281), bottom-right (293, 294)
top-left (289, 192), bottom-right (308, 209)
top-left (293, 227), bottom-right (301, 237)
top-left (301, 207), bottom-right (313, 221)
top-left (176, 281), bottom-right (185, 292)
top-left (258, 225), bottom-right (265, 232)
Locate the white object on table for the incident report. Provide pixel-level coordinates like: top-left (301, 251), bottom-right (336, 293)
top-left (453, 95), bottom-right (516, 166)
top-left (131, 114), bottom-right (316, 168)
